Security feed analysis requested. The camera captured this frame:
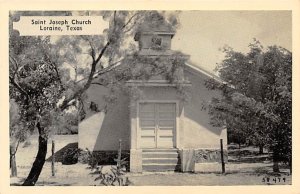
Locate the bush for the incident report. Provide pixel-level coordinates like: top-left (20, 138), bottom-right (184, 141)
top-left (62, 148), bottom-right (79, 165)
top-left (79, 148), bottom-right (99, 169)
top-left (94, 165), bottom-right (130, 186)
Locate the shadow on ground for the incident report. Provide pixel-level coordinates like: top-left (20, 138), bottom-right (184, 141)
top-left (11, 182), bottom-right (72, 186)
top-left (46, 142), bottom-right (78, 162)
top-left (228, 148), bottom-right (272, 163)
top-left (11, 177), bottom-right (73, 186)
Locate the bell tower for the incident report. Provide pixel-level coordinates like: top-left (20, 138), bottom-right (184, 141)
top-left (134, 23), bottom-right (175, 53)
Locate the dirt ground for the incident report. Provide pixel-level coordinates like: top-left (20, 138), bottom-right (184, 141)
top-left (10, 134), bottom-right (292, 186)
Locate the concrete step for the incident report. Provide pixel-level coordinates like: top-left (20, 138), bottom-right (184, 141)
top-left (142, 163), bottom-right (181, 171)
top-left (142, 152), bottom-right (179, 159)
top-left (143, 158), bottom-right (179, 164)
top-left (142, 149), bottom-right (181, 171)
top-left (142, 149), bottom-right (178, 153)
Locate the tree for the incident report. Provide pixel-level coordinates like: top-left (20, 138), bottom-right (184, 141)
top-left (205, 39), bottom-right (292, 173)
top-left (9, 11), bottom-right (184, 185)
top-left (9, 99), bottom-right (28, 177)
top-left (227, 127), bottom-right (247, 150)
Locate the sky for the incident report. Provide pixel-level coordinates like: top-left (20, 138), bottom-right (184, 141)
top-left (49, 11), bottom-right (292, 79)
top-left (171, 11), bottom-right (292, 74)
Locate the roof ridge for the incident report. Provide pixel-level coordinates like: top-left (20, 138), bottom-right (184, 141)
top-left (185, 62), bottom-right (220, 79)
top-left (185, 62), bottom-right (235, 88)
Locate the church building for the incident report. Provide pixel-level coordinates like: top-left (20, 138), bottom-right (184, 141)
top-left (78, 22), bottom-right (227, 173)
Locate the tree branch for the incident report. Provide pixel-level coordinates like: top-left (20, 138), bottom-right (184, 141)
top-left (44, 60), bottom-right (64, 86)
top-left (9, 75), bottom-right (29, 98)
top-left (84, 36), bottom-right (96, 63)
top-left (40, 46), bottom-right (65, 88)
top-left (122, 12), bottom-right (140, 31)
top-left (11, 139), bottom-right (20, 156)
top-left (91, 82), bottom-right (104, 86)
top-left (59, 41), bottom-right (110, 111)
top-left (58, 11), bottom-right (140, 111)
top-left (9, 55), bottom-right (19, 73)
top-left (75, 59), bottom-right (123, 85)
top-left (9, 55), bottom-right (23, 79)
top-left (95, 41), bottom-right (110, 66)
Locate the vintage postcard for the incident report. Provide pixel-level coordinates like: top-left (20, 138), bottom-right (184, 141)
top-left (0, 0), bottom-right (299, 194)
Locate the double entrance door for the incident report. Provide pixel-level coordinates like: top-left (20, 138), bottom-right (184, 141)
top-left (139, 102), bottom-right (176, 148)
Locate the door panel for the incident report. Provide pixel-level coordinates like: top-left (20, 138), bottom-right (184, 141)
top-left (140, 120), bottom-right (156, 127)
top-left (158, 104), bottom-right (175, 112)
top-left (159, 112), bottom-right (175, 119)
top-left (140, 136), bottom-right (156, 148)
top-left (140, 128), bottom-right (156, 136)
top-left (158, 136), bottom-right (174, 147)
top-left (140, 103), bottom-right (155, 112)
top-left (139, 102), bottom-right (176, 148)
top-left (158, 128), bottom-right (174, 136)
top-left (158, 120), bottom-right (174, 127)
top-left (140, 103), bottom-right (156, 148)
top-left (140, 112), bottom-right (155, 118)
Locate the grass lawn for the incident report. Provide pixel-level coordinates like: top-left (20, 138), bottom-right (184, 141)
top-left (10, 135), bottom-right (291, 186)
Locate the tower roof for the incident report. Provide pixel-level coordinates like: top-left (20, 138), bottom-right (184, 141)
top-left (134, 22), bottom-right (175, 41)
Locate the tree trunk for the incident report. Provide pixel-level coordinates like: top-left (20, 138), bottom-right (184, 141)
top-left (289, 157), bottom-right (292, 174)
top-left (272, 149), bottom-right (280, 173)
top-left (51, 140), bottom-right (55, 177)
top-left (22, 122), bottom-right (48, 186)
top-left (273, 161), bottom-right (280, 173)
top-left (259, 145), bottom-right (264, 154)
top-left (10, 145), bottom-right (17, 177)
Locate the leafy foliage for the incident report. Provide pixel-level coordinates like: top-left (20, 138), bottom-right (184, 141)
top-left (93, 165), bottom-right (130, 186)
top-left (92, 153), bottom-right (129, 186)
top-left (61, 148), bottom-right (80, 165)
top-left (114, 52), bottom-right (190, 102)
top-left (9, 99), bottom-right (27, 176)
top-left (206, 40), bottom-right (292, 166)
top-left (82, 148), bottom-right (99, 169)
top-left (9, 10), bottom-right (185, 185)
top-left (9, 99), bottom-right (27, 142)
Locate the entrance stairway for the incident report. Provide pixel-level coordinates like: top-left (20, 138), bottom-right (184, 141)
top-left (142, 149), bottom-right (181, 171)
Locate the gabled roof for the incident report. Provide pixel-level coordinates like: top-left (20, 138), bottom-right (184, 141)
top-left (185, 62), bottom-right (223, 83)
top-left (185, 62), bottom-right (235, 88)
top-left (77, 59), bottom-right (227, 86)
top-left (137, 49), bottom-right (186, 56)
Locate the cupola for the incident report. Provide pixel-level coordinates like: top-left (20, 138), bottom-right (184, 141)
top-left (134, 22), bottom-right (175, 53)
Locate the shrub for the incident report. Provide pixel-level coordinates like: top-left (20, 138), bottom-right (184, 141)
top-left (85, 149), bottom-right (99, 169)
top-left (62, 147), bottom-right (79, 165)
top-left (94, 165), bottom-right (131, 186)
